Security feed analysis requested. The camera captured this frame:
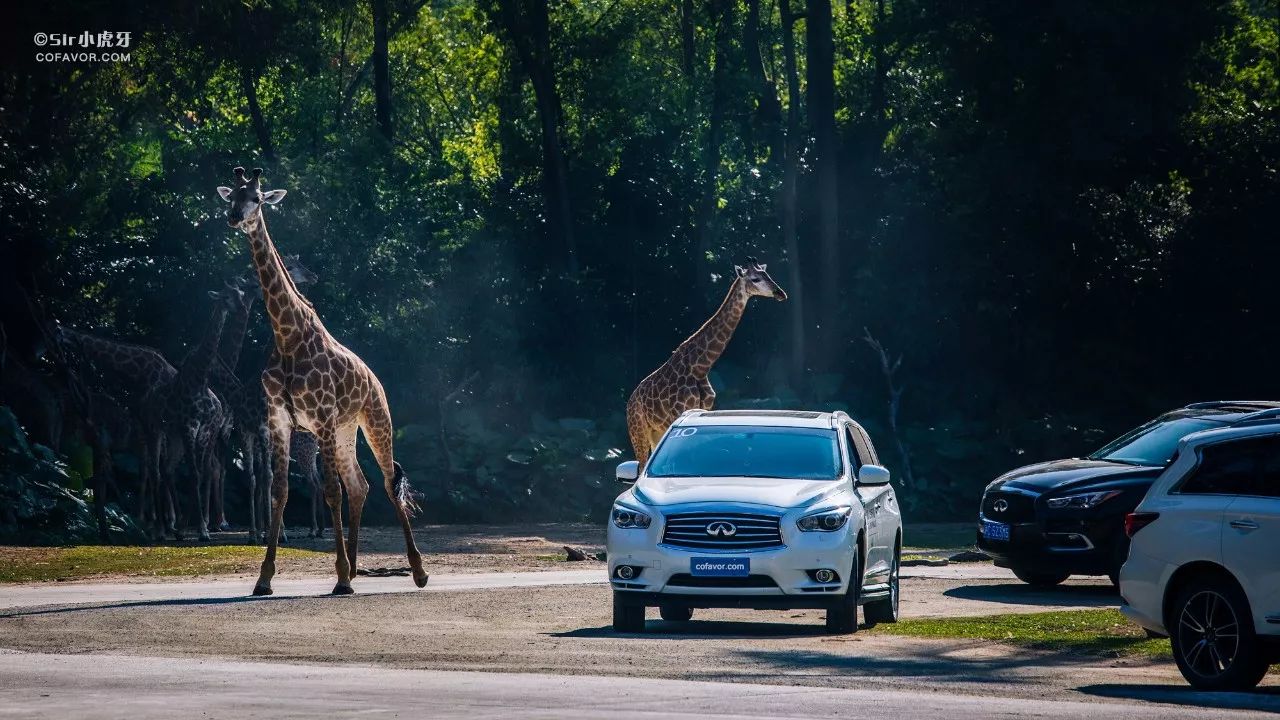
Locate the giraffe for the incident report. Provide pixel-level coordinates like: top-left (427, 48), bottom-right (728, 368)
top-left (210, 258), bottom-right (318, 542)
top-left (145, 283), bottom-right (243, 541)
top-left (626, 259), bottom-right (787, 467)
top-left (218, 166), bottom-right (428, 595)
top-left (53, 326), bottom-right (182, 537)
top-left (290, 431), bottom-right (326, 538)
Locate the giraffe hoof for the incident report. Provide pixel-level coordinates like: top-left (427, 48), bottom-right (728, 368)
top-left (414, 573), bottom-right (429, 588)
top-left (251, 584), bottom-right (273, 596)
top-left (332, 583), bottom-right (355, 596)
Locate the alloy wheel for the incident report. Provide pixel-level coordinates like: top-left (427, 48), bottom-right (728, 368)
top-left (1176, 589), bottom-right (1240, 680)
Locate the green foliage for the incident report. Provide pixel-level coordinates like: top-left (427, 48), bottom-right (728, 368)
top-left (3, 0), bottom-right (1278, 527)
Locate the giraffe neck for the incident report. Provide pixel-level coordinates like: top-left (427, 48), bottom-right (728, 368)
top-left (178, 304), bottom-right (230, 389)
top-left (673, 277), bottom-right (751, 378)
top-left (243, 215), bottom-right (317, 355)
top-left (62, 329), bottom-right (175, 392)
top-left (218, 294), bottom-right (256, 369)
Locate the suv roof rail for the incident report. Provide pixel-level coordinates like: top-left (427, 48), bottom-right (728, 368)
top-left (1233, 407), bottom-right (1280, 424)
top-left (1184, 400), bottom-right (1280, 410)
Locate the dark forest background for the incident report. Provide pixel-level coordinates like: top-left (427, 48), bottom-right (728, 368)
top-left (1, 0), bottom-right (1277, 532)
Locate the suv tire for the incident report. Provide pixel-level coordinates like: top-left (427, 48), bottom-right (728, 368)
top-left (826, 548), bottom-right (861, 634)
top-left (864, 542), bottom-right (900, 627)
top-left (1169, 577), bottom-right (1270, 691)
top-left (1012, 569), bottom-right (1070, 587)
top-left (659, 605), bottom-right (693, 622)
top-left (612, 592), bottom-right (646, 633)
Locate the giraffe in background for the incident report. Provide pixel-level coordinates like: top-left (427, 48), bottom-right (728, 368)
top-left (626, 259), bottom-right (787, 466)
top-left (218, 166), bottom-right (427, 594)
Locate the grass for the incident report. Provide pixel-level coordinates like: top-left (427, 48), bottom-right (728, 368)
top-left (0, 545), bottom-right (326, 583)
top-left (871, 608), bottom-right (1171, 659)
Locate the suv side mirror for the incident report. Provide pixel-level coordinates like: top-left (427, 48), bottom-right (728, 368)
top-left (858, 464), bottom-right (891, 486)
top-left (616, 460), bottom-right (639, 484)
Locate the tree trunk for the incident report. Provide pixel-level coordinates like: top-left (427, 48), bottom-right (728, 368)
top-left (239, 63), bottom-right (275, 160)
top-left (695, 0), bottom-right (733, 291)
top-left (806, 0), bottom-right (839, 355)
top-left (780, 0), bottom-right (806, 381)
top-left (680, 0), bottom-right (696, 82)
top-left (372, 0), bottom-right (394, 141)
top-left (495, 0), bottom-right (578, 274)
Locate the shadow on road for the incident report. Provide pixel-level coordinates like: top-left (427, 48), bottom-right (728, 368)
top-left (0, 592), bottom-right (359, 619)
top-left (1079, 682), bottom-right (1280, 714)
top-left (943, 582), bottom-right (1118, 608)
top-left (551, 619), bottom-right (829, 640)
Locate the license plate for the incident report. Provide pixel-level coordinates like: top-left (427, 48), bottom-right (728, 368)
top-left (690, 557), bottom-right (750, 577)
top-left (982, 520), bottom-right (1010, 542)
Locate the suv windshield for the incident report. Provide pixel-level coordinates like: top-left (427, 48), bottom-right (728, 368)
top-left (1088, 417), bottom-right (1222, 466)
top-left (646, 425), bottom-right (841, 480)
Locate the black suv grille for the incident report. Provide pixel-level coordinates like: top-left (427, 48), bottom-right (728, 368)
top-left (666, 574), bottom-right (779, 589)
top-left (982, 490), bottom-right (1037, 523)
top-left (661, 512), bottom-right (783, 550)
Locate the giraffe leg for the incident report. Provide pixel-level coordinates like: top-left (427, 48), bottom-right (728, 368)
top-left (361, 391), bottom-right (427, 587)
top-left (243, 431), bottom-right (258, 545)
top-left (335, 424), bottom-right (367, 579)
top-left (253, 406), bottom-right (293, 595)
top-left (257, 427), bottom-right (273, 544)
top-left (627, 406), bottom-right (651, 468)
top-left (185, 429), bottom-right (211, 542)
top-left (316, 427), bottom-right (354, 594)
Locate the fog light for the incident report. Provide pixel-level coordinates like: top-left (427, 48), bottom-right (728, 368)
top-left (814, 569), bottom-right (836, 583)
top-left (616, 565), bottom-right (636, 580)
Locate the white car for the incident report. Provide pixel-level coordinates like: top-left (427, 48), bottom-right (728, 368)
top-left (1119, 420), bottom-right (1280, 690)
top-left (607, 409), bottom-right (902, 634)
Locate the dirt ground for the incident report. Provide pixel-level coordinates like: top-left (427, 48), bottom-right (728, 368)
top-left (0, 575), bottom-right (1244, 705)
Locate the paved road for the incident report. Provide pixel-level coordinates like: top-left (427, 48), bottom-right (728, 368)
top-left (0, 564), bottom-right (1015, 611)
top-left (0, 649), bottom-right (1272, 720)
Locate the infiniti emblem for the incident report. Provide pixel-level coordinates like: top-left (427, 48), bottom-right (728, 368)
top-left (993, 499), bottom-right (1009, 513)
top-left (706, 521), bottom-right (738, 537)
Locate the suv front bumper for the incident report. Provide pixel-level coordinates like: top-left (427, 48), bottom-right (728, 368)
top-left (607, 508), bottom-right (857, 606)
top-left (976, 514), bottom-right (1127, 577)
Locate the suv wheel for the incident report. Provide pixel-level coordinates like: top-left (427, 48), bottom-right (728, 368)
top-left (864, 542), bottom-right (900, 627)
top-left (612, 592), bottom-right (646, 633)
top-left (1012, 568), bottom-right (1070, 587)
top-left (1170, 579), bottom-right (1269, 691)
top-left (826, 548), bottom-right (861, 634)
top-left (659, 605), bottom-right (693, 622)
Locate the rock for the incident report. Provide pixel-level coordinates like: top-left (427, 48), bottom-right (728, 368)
top-left (902, 557), bottom-right (949, 567)
top-left (948, 550), bottom-right (991, 563)
top-left (563, 545), bottom-right (596, 561)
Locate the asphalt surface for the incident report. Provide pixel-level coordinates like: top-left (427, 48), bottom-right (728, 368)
top-left (2, 649), bottom-right (1276, 720)
top-left (0, 563), bottom-right (1014, 611)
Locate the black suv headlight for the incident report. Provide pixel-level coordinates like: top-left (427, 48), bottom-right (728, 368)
top-left (1045, 490), bottom-right (1121, 510)
top-left (797, 506), bottom-right (851, 532)
top-left (612, 504), bottom-right (652, 529)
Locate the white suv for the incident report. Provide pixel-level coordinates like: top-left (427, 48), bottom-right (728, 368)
top-left (1120, 420), bottom-right (1280, 690)
top-left (607, 409), bottom-right (902, 634)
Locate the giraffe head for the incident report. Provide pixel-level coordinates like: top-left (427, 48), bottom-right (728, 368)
top-left (734, 258), bottom-right (788, 301)
top-left (234, 254), bottom-right (318, 293)
top-left (208, 281), bottom-right (246, 312)
top-left (217, 166), bottom-right (287, 231)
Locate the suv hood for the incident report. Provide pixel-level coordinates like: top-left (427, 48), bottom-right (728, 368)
top-left (993, 458), bottom-right (1162, 493)
top-left (633, 475), bottom-right (845, 508)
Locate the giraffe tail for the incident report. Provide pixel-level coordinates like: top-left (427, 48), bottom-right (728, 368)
top-left (392, 461), bottom-right (420, 516)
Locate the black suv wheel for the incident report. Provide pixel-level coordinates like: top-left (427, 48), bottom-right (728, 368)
top-left (659, 605), bottom-right (693, 622)
top-left (1169, 578), bottom-right (1270, 691)
top-left (826, 549), bottom-right (860, 634)
top-left (612, 592), bottom-right (646, 633)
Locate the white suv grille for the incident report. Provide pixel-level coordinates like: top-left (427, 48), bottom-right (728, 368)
top-left (661, 512), bottom-right (784, 550)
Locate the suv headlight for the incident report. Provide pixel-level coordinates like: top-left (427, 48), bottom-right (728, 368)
top-left (1045, 490), bottom-right (1121, 510)
top-left (612, 504), bottom-right (652, 529)
top-left (797, 506), bottom-right (851, 532)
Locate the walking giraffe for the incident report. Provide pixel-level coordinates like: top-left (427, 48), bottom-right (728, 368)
top-left (626, 259), bottom-right (787, 467)
top-left (218, 166), bottom-right (427, 595)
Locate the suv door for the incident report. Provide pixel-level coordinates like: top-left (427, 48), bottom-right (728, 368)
top-left (1169, 437), bottom-right (1267, 572)
top-left (1221, 435), bottom-right (1280, 634)
top-left (847, 423), bottom-right (890, 581)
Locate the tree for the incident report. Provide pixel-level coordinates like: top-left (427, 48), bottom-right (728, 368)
top-left (372, 0), bottom-right (395, 141)
top-left (806, 0), bottom-right (839, 353)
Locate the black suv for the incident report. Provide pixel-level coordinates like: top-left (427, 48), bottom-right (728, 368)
top-left (977, 401), bottom-right (1280, 586)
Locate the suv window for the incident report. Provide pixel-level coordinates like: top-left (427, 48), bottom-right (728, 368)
top-left (1178, 435), bottom-right (1280, 497)
top-left (845, 424), bottom-right (879, 469)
